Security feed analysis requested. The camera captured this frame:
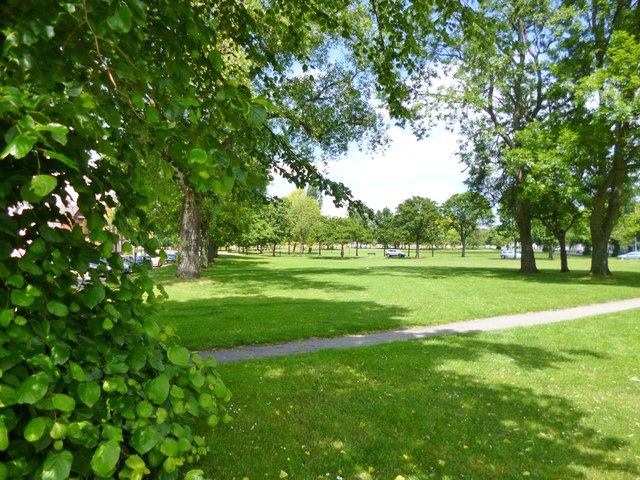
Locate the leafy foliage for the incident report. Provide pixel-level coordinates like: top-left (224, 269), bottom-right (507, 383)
top-left (0, 1), bottom-right (257, 478)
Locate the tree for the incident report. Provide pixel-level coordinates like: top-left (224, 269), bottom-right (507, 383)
top-left (441, 192), bottom-right (493, 257)
top-left (263, 199), bottom-right (292, 256)
top-left (395, 196), bottom-right (441, 258)
top-left (567, 25), bottom-right (640, 275)
top-left (365, 0), bottom-right (560, 273)
top-left (1, 2), bottom-right (252, 477)
top-left (1, 1), bottom-right (403, 477)
top-left (286, 189), bottom-right (322, 254)
top-left (373, 208), bottom-right (399, 248)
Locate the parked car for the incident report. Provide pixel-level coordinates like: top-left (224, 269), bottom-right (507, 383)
top-left (617, 251), bottom-right (640, 260)
top-left (164, 250), bottom-right (177, 263)
top-left (121, 255), bottom-right (133, 273)
top-left (500, 249), bottom-right (521, 259)
top-left (134, 254), bottom-right (151, 265)
top-left (385, 248), bottom-right (406, 258)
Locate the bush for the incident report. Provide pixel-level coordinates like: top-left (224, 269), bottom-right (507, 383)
top-left (0, 3), bottom-right (232, 478)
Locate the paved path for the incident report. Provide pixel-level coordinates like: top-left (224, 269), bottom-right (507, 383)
top-left (199, 298), bottom-right (640, 364)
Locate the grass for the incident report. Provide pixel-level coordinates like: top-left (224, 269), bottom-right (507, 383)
top-left (198, 310), bottom-right (640, 479)
top-left (153, 249), bottom-right (640, 350)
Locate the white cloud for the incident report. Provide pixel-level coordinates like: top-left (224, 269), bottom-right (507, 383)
top-left (268, 124), bottom-right (468, 216)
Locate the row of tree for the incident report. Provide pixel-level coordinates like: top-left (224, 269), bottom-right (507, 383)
top-left (158, 184), bottom-right (640, 270)
top-left (153, 188), bottom-right (494, 259)
top-left (147, 0), bottom-right (640, 279)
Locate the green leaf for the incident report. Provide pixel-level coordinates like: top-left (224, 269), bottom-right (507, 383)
top-left (0, 384), bottom-right (16, 407)
top-left (82, 283), bottom-right (105, 309)
top-left (185, 470), bottom-right (206, 480)
top-left (77, 382), bottom-right (101, 407)
top-left (15, 371), bottom-right (49, 404)
top-left (146, 374), bottom-right (170, 405)
top-left (23, 417), bottom-right (48, 442)
top-left (35, 123), bottom-right (69, 145)
top-left (131, 425), bottom-right (161, 455)
top-left (51, 340), bottom-right (71, 365)
top-left (67, 421), bottom-right (99, 448)
top-left (0, 309), bottom-right (13, 327)
top-left (69, 361), bottom-right (86, 382)
top-left (0, 133), bottom-right (36, 159)
top-left (167, 346), bottom-right (190, 367)
top-left (29, 175), bottom-right (57, 198)
top-left (187, 148), bottom-right (208, 165)
top-left (91, 440), bottom-right (121, 477)
top-left (136, 401), bottom-right (154, 418)
top-left (248, 102), bottom-right (268, 126)
top-left (42, 451), bottom-right (73, 480)
top-left (10, 289), bottom-right (35, 307)
top-left (47, 300), bottom-right (69, 317)
top-left (107, 5), bottom-right (132, 33)
top-left (52, 394), bottom-right (76, 412)
top-left (160, 437), bottom-right (179, 457)
top-left (43, 150), bottom-right (78, 170)
top-left (0, 424), bottom-right (7, 451)
top-left (6, 274), bottom-right (24, 288)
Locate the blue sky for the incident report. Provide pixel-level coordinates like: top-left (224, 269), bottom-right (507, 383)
top-left (268, 124), bottom-right (468, 216)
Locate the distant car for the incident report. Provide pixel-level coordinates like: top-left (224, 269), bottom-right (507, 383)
top-left (385, 249), bottom-right (406, 258)
top-left (134, 254), bottom-right (151, 265)
top-left (121, 256), bottom-right (133, 273)
top-left (617, 251), bottom-right (640, 260)
top-left (500, 250), bottom-right (522, 259)
top-left (164, 250), bottom-right (177, 263)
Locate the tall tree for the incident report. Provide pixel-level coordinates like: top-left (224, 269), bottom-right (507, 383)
top-left (395, 196), bottom-right (441, 258)
top-left (441, 192), bottom-right (493, 257)
top-left (566, 19), bottom-right (640, 275)
top-left (373, 207), bottom-right (399, 248)
top-left (286, 189), bottom-right (322, 254)
top-left (365, 0), bottom-right (560, 272)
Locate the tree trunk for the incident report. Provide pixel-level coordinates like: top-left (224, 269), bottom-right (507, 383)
top-left (557, 232), bottom-right (569, 273)
top-left (415, 236), bottom-right (420, 258)
top-left (207, 243), bottom-right (218, 262)
top-left (340, 243), bottom-right (345, 258)
top-left (176, 187), bottom-right (201, 279)
top-left (589, 130), bottom-right (627, 276)
top-left (272, 242), bottom-right (277, 257)
top-left (513, 198), bottom-right (539, 274)
top-left (461, 231), bottom-right (466, 258)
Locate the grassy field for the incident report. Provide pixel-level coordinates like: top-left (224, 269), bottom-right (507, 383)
top-left (153, 249), bottom-right (640, 350)
top-left (199, 310), bottom-right (640, 479)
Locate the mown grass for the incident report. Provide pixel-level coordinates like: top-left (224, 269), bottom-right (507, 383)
top-left (153, 249), bottom-right (640, 350)
top-left (199, 310), bottom-right (640, 479)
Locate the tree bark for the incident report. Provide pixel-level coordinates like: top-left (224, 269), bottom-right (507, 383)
top-left (589, 129), bottom-right (628, 276)
top-left (176, 186), bottom-right (201, 279)
top-left (557, 232), bottom-right (569, 273)
top-left (513, 198), bottom-right (539, 274)
top-left (208, 243), bottom-right (218, 262)
top-left (461, 231), bottom-right (466, 258)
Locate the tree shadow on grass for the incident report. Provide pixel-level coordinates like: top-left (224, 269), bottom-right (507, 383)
top-left (156, 296), bottom-right (412, 350)
top-left (153, 256), bottom-right (640, 293)
top-left (204, 334), bottom-right (638, 479)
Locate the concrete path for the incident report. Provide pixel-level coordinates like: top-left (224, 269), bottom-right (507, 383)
top-left (199, 298), bottom-right (640, 364)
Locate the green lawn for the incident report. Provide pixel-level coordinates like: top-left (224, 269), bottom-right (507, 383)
top-left (200, 310), bottom-right (640, 479)
top-left (153, 249), bottom-right (640, 350)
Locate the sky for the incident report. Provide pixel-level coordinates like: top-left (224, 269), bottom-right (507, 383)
top-left (268, 123), bottom-right (469, 216)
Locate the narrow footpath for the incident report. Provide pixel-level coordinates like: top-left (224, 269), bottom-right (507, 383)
top-left (199, 298), bottom-right (640, 364)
